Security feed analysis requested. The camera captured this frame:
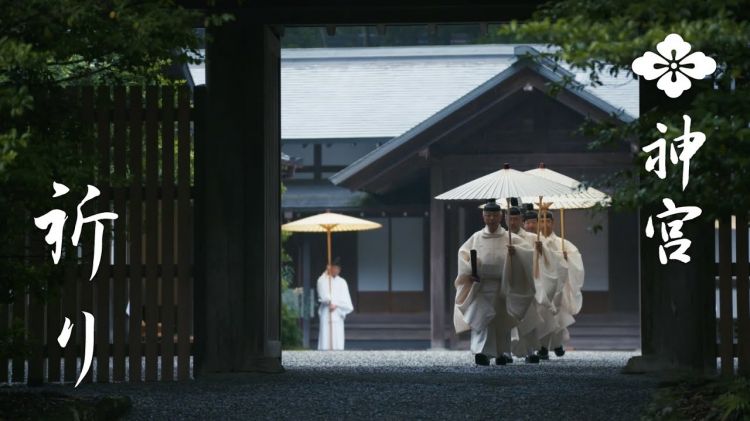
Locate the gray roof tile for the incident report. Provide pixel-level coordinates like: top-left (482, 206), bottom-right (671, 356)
top-left (188, 44), bottom-right (638, 140)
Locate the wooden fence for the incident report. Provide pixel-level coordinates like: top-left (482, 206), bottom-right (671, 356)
top-left (0, 85), bottom-right (195, 384)
top-left (716, 214), bottom-right (750, 376)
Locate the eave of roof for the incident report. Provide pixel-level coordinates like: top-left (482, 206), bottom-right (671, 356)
top-left (330, 46), bottom-right (635, 190)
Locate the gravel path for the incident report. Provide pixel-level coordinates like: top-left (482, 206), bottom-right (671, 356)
top-left (38, 350), bottom-right (657, 420)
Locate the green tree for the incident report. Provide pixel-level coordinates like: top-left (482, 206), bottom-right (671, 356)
top-left (498, 0), bottom-right (750, 218)
top-left (280, 183), bottom-right (303, 349)
top-left (0, 0), bottom-right (209, 361)
top-left (499, 0), bottom-right (749, 373)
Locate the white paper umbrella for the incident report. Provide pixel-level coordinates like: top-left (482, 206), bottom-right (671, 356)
top-left (524, 163), bottom-right (610, 209)
top-left (281, 211), bottom-right (381, 350)
top-left (435, 163), bottom-right (573, 277)
top-left (435, 163), bottom-right (575, 201)
top-left (523, 163), bottom-right (611, 254)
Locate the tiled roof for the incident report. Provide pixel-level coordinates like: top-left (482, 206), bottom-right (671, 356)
top-left (330, 46), bottom-right (636, 188)
top-left (187, 44), bottom-right (639, 140)
top-left (282, 182), bottom-right (369, 210)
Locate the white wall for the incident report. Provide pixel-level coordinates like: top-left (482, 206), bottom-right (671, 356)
top-left (556, 210), bottom-right (609, 291)
top-left (357, 217), bottom-right (389, 291)
top-left (391, 217), bottom-right (424, 291)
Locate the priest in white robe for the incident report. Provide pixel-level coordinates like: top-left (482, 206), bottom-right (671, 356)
top-left (507, 204), bottom-right (559, 361)
top-left (316, 257), bottom-right (354, 350)
top-left (506, 201), bottom-right (538, 245)
top-left (536, 210), bottom-right (585, 359)
top-left (453, 199), bottom-right (539, 365)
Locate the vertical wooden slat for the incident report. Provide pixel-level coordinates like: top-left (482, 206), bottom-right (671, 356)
top-left (736, 213), bottom-right (750, 375)
top-left (161, 86), bottom-right (176, 381)
top-left (144, 86), bottom-right (159, 381)
top-left (62, 264), bottom-right (78, 382)
top-left (46, 288), bottom-right (61, 383)
top-left (0, 303), bottom-right (7, 383)
top-left (191, 86), bottom-right (206, 377)
top-left (77, 85), bottom-right (95, 384)
top-left (27, 238), bottom-right (45, 386)
top-left (11, 290), bottom-right (24, 383)
top-left (128, 86), bottom-right (144, 383)
top-left (177, 85), bottom-right (192, 380)
top-left (63, 86), bottom-right (82, 384)
top-left (78, 270), bottom-right (96, 383)
top-left (95, 85), bottom-right (111, 383)
top-left (429, 165), bottom-right (446, 349)
top-left (112, 86), bottom-right (127, 381)
top-left (719, 214), bottom-right (734, 376)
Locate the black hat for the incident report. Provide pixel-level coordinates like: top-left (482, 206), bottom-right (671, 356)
top-left (539, 210), bottom-right (554, 220)
top-left (523, 209), bottom-right (538, 222)
top-left (481, 199), bottom-right (501, 212)
top-left (508, 206), bottom-right (522, 216)
top-left (509, 197), bottom-right (520, 207)
top-left (331, 256), bottom-right (342, 267)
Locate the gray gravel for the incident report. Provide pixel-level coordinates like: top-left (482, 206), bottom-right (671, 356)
top-left (36, 350), bottom-right (657, 420)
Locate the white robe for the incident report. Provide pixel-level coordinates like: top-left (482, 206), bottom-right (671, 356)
top-left (508, 227), bottom-right (560, 356)
top-left (317, 273), bottom-right (354, 350)
top-left (453, 226), bottom-right (536, 358)
top-left (539, 232), bottom-right (585, 349)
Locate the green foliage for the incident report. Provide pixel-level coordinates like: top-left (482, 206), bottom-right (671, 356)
top-left (643, 376), bottom-right (750, 420)
top-left (0, 319), bottom-right (30, 362)
top-left (0, 0), bottom-right (205, 360)
top-left (280, 278), bottom-right (303, 350)
top-left (280, 182), bottom-right (302, 349)
top-left (499, 0), bottom-right (750, 219)
top-left (715, 378), bottom-right (750, 420)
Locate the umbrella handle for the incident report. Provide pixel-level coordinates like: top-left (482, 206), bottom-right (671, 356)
top-left (327, 228), bottom-right (333, 350)
top-left (561, 208), bottom-right (567, 258)
top-left (534, 196), bottom-right (543, 278)
top-left (506, 198), bottom-right (512, 273)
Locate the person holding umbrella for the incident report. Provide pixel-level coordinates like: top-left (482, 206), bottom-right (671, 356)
top-left (535, 210), bottom-right (585, 359)
top-left (316, 257), bottom-right (353, 350)
top-left (281, 211), bottom-right (381, 351)
top-left (453, 199), bottom-right (538, 366)
top-left (506, 199), bottom-right (537, 245)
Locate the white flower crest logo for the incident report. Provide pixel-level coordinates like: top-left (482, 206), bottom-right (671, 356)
top-left (632, 33), bottom-right (717, 98)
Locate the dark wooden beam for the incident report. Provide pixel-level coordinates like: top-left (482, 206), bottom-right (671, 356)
top-left (177, 1), bottom-right (541, 25)
top-left (430, 163), bottom-right (446, 348)
top-left (313, 144), bottom-right (322, 180)
top-left (195, 20), bottom-right (283, 375)
top-left (625, 78), bottom-right (716, 375)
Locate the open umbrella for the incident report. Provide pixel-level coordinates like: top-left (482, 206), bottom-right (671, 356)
top-left (281, 211), bottom-right (381, 349)
top-left (524, 163), bottom-right (610, 255)
top-left (435, 163), bottom-right (574, 276)
top-left (435, 163), bottom-right (574, 201)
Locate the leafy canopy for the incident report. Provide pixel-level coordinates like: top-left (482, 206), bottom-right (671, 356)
top-left (499, 0), bottom-right (750, 219)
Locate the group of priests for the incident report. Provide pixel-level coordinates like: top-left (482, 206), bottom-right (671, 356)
top-left (453, 199), bottom-right (585, 365)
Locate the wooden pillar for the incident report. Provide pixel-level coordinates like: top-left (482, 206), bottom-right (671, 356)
top-left (607, 209), bottom-right (639, 313)
top-left (430, 164), bottom-right (446, 349)
top-left (195, 21), bottom-right (283, 374)
top-left (625, 83), bottom-right (716, 374)
top-left (302, 239), bottom-right (311, 349)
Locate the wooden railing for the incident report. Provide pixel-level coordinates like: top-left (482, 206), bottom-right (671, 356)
top-left (716, 214), bottom-right (750, 376)
top-left (0, 85), bottom-right (195, 384)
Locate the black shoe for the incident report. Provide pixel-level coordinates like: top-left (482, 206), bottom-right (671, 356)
top-left (495, 354), bottom-right (512, 365)
top-left (525, 354), bottom-right (540, 364)
top-left (554, 346), bottom-right (565, 357)
top-left (475, 353), bottom-right (490, 366)
top-left (537, 347), bottom-right (549, 360)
